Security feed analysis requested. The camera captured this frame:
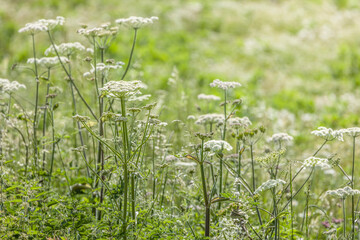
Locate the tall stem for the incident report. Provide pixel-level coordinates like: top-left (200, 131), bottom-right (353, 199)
top-left (42, 69), bottom-right (51, 170)
top-left (352, 136), bottom-right (356, 240)
top-left (199, 139), bottom-right (210, 237)
top-left (121, 29), bottom-right (138, 80)
top-left (121, 97), bottom-right (129, 240)
top-left (344, 198), bottom-right (347, 238)
top-left (31, 34), bottom-right (39, 168)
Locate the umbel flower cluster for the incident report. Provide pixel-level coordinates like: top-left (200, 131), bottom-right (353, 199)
top-left (0, 78), bottom-right (26, 93)
top-left (268, 132), bottom-right (293, 143)
top-left (83, 62), bottom-right (124, 78)
top-left (326, 186), bottom-right (360, 199)
top-left (254, 179), bottom-right (286, 194)
top-left (45, 42), bottom-right (87, 56)
top-left (100, 80), bottom-right (146, 98)
top-left (115, 16), bottom-right (159, 29)
top-left (210, 79), bottom-right (241, 90)
top-left (195, 113), bottom-right (224, 125)
top-left (27, 57), bottom-right (69, 68)
top-left (228, 117), bottom-right (252, 129)
top-left (302, 156), bottom-right (330, 169)
top-left (311, 127), bottom-right (344, 141)
top-left (18, 16), bottom-right (65, 34)
top-left (204, 140), bottom-right (233, 152)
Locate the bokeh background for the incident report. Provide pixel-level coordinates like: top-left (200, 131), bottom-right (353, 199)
top-left (2, 0), bottom-right (360, 161)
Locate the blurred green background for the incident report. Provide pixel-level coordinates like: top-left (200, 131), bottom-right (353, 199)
top-left (2, 0), bottom-right (360, 141)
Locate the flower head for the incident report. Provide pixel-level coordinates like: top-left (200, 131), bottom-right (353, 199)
top-left (195, 113), bottom-right (224, 125)
top-left (341, 127), bottom-right (360, 138)
top-left (0, 78), bottom-right (26, 93)
top-left (83, 62), bottom-right (124, 77)
top-left (302, 157), bottom-right (330, 169)
top-left (268, 133), bottom-right (293, 144)
top-left (45, 42), bottom-right (86, 56)
top-left (311, 127), bottom-right (344, 141)
top-left (204, 140), bottom-right (233, 152)
top-left (27, 57), bottom-right (69, 68)
top-left (100, 80), bottom-right (146, 98)
top-left (326, 186), bottom-right (360, 199)
top-left (115, 16), bottom-right (158, 29)
top-left (228, 117), bottom-right (252, 129)
top-left (19, 16), bottom-right (65, 34)
top-left (254, 179), bottom-right (286, 194)
top-left (210, 79), bottom-right (241, 90)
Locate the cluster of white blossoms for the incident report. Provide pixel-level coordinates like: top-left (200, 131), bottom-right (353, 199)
top-left (195, 113), bottom-right (224, 125)
top-left (27, 57), bottom-right (69, 68)
top-left (204, 140), bottom-right (233, 152)
top-left (340, 127), bottom-right (360, 138)
top-left (302, 156), bottom-right (330, 169)
top-left (100, 80), bottom-right (146, 98)
top-left (0, 78), bottom-right (26, 93)
top-left (115, 16), bottom-right (159, 29)
top-left (210, 79), bottom-right (241, 90)
top-left (268, 133), bottom-right (294, 143)
top-left (77, 25), bottom-right (119, 38)
top-left (311, 127), bottom-right (344, 141)
top-left (228, 117), bottom-right (252, 129)
top-left (197, 93), bottom-right (220, 101)
top-left (45, 42), bottom-right (87, 56)
top-left (83, 62), bottom-right (124, 78)
top-left (254, 179), bottom-right (286, 194)
top-left (19, 16), bottom-right (65, 34)
top-left (326, 186), bottom-right (360, 199)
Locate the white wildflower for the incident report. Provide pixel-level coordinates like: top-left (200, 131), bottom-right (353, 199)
top-left (311, 127), bottom-right (344, 141)
top-left (195, 113), bottom-right (224, 125)
top-left (341, 127), bottom-right (360, 138)
top-left (268, 133), bottom-right (293, 144)
top-left (115, 16), bottom-right (159, 29)
top-left (210, 79), bottom-right (241, 90)
top-left (197, 93), bottom-right (220, 101)
top-left (45, 42), bottom-right (86, 56)
top-left (83, 62), bottom-right (124, 77)
top-left (27, 57), bottom-right (69, 68)
top-left (187, 115), bottom-right (196, 120)
top-left (0, 78), bottom-right (26, 93)
top-left (302, 157), bottom-right (330, 169)
top-left (19, 16), bottom-right (65, 34)
top-left (254, 179), bottom-right (286, 194)
top-left (204, 140), bottom-right (233, 152)
top-left (326, 186), bottom-right (360, 199)
top-left (228, 117), bottom-right (252, 129)
top-left (100, 80), bottom-right (146, 98)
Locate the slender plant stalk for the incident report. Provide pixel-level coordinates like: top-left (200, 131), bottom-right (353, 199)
top-left (343, 198), bottom-right (347, 238)
top-left (42, 69), bottom-right (51, 170)
top-left (121, 29), bottom-right (138, 80)
top-left (199, 139), bottom-right (210, 237)
top-left (48, 97), bottom-right (56, 186)
top-left (31, 34), bottom-right (39, 169)
top-left (352, 136), bottom-right (356, 240)
top-left (121, 97), bottom-right (129, 240)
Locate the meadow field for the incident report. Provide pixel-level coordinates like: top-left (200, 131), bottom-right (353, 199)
top-left (2, 0), bottom-right (360, 239)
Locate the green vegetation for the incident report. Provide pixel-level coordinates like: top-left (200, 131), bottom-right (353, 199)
top-left (2, 0), bottom-right (360, 239)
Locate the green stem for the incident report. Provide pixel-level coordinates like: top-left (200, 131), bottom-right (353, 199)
top-left (121, 29), bottom-right (138, 80)
top-left (31, 34), bottom-right (39, 168)
top-left (352, 136), bottom-right (356, 240)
